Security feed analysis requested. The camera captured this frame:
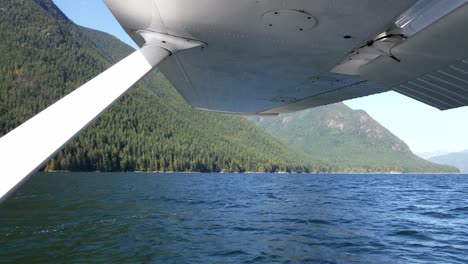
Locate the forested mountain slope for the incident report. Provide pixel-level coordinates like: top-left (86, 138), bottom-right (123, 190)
top-left (250, 104), bottom-right (458, 173)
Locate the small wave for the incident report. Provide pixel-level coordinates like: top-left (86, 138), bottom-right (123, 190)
top-left (407, 243), bottom-right (426, 248)
top-left (224, 203), bottom-right (249, 209)
top-left (247, 255), bottom-right (267, 263)
top-left (394, 205), bottom-right (419, 211)
top-left (280, 218), bottom-right (331, 225)
top-left (391, 230), bottom-right (430, 240)
top-left (159, 196), bottom-right (180, 203)
top-left (420, 211), bottom-right (455, 219)
top-left (338, 219), bottom-right (353, 224)
top-left (245, 252), bottom-right (282, 263)
top-left (37, 229), bottom-right (56, 234)
top-left (315, 241), bottom-right (359, 249)
top-left (99, 217), bottom-right (118, 223)
top-left (186, 199), bottom-right (208, 205)
top-left (232, 226), bottom-right (261, 232)
top-left (308, 219), bottom-right (332, 225)
top-left (212, 250), bottom-right (248, 257)
top-left (450, 206), bottom-right (468, 213)
top-left (265, 193), bottom-right (279, 200)
top-left (434, 185), bottom-right (451, 189)
top-left (336, 242), bottom-right (357, 248)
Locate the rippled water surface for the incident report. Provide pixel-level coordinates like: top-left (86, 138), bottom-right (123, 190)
top-left (1, 173), bottom-right (468, 263)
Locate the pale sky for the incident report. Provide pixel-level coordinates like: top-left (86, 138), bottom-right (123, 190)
top-left (53, 1), bottom-right (468, 155)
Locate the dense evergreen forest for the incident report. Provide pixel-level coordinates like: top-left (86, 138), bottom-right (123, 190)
top-left (0, 0), bottom-right (457, 173)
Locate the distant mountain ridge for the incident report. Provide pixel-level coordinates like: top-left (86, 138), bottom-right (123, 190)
top-left (416, 150), bottom-right (453, 160)
top-left (429, 151), bottom-right (468, 173)
top-left (250, 104), bottom-right (458, 173)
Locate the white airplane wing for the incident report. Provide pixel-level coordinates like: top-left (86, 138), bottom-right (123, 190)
top-left (106, 0), bottom-right (468, 114)
top-left (360, 2), bottom-right (468, 110)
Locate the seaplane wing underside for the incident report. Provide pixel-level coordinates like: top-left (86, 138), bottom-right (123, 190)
top-left (105, 0), bottom-right (468, 114)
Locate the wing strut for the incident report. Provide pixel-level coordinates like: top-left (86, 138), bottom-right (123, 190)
top-left (0, 45), bottom-right (170, 203)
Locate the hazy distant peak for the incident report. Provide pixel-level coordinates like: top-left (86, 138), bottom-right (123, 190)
top-left (429, 151), bottom-right (468, 173)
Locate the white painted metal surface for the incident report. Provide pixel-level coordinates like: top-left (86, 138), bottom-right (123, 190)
top-left (106, 0), bottom-right (468, 113)
top-left (395, 0), bottom-right (468, 37)
top-left (360, 3), bottom-right (468, 110)
top-left (106, 0), bottom-right (420, 114)
top-left (0, 47), bottom-right (169, 203)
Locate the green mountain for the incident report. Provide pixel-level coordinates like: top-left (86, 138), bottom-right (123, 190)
top-left (0, 0), bottom-right (324, 173)
top-left (0, 0), bottom-right (456, 174)
top-left (250, 104), bottom-right (458, 173)
top-left (429, 151), bottom-right (468, 173)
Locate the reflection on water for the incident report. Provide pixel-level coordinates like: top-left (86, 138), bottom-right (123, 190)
top-left (1, 173), bottom-right (468, 263)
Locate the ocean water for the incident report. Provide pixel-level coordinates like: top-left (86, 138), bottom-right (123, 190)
top-left (1, 173), bottom-right (468, 263)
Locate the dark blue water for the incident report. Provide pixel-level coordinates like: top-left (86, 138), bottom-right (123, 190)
top-left (1, 173), bottom-right (468, 263)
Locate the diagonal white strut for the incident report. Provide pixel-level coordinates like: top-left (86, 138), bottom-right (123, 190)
top-left (0, 46), bottom-right (170, 203)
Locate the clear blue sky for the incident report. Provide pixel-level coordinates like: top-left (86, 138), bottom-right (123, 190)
top-left (53, 0), bottom-right (468, 155)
